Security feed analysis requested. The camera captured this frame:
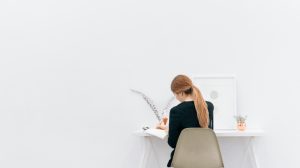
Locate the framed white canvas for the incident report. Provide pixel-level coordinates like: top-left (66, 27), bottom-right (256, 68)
top-left (192, 74), bottom-right (237, 130)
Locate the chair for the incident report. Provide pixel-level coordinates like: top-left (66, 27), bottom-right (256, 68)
top-left (170, 128), bottom-right (224, 168)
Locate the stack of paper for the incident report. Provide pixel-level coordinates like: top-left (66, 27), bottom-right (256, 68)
top-left (145, 128), bottom-right (168, 139)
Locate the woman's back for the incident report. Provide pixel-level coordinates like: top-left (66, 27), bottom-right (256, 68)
top-left (176, 101), bottom-right (214, 129)
top-left (167, 100), bottom-right (214, 167)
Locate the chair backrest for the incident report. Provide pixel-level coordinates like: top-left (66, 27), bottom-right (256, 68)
top-left (171, 128), bottom-right (224, 168)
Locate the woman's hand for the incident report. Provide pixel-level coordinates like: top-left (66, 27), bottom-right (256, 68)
top-left (156, 123), bottom-right (169, 135)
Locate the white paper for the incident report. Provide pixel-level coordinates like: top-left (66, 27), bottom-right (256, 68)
top-left (145, 129), bottom-right (167, 139)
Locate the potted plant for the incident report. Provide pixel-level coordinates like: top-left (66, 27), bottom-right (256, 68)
top-left (234, 115), bottom-right (247, 131)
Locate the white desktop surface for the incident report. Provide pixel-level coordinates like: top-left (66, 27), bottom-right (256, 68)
top-left (132, 128), bottom-right (266, 137)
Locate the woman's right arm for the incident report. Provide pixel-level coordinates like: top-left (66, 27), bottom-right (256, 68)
top-left (167, 108), bottom-right (181, 148)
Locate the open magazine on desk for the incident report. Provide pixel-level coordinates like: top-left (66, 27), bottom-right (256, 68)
top-left (143, 114), bottom-right (169, 139)
top-left (143, 127), bottom-right (168, 139)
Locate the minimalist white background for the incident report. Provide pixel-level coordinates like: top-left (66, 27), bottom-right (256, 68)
top-left (1, 0), bottom-right (300, 168)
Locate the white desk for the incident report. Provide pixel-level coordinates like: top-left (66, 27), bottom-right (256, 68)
top-left (132, 128), bottom-right (266, 168)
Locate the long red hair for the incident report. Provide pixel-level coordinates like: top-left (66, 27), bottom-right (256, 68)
top-left (171, 75), bottom-right (209, 128)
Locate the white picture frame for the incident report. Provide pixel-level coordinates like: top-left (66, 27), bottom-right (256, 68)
top-left (192, 74), bottom-right (237, 130)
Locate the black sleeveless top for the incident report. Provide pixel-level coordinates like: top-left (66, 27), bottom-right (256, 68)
top-left (167, 101), bottom-right (214, 167)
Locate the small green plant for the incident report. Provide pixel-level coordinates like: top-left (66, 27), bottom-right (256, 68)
top-left (234, 115), bottom-right (247, 123)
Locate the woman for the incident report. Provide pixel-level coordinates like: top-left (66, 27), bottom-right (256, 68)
top-left (157, 75), bottom-right (214, 167)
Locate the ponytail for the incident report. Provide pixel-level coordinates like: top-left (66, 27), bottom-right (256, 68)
top-left (171, 75), bottom-right (209, 128)
top-left (191, 85), bottom-right (209, 128)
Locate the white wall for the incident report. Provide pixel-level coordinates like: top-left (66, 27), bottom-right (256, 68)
top-left (1, 0), bottom-right (300, 167)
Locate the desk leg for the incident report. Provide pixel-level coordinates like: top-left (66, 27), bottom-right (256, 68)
top-left (241, 136), bottom-right (260, 168)
top-left (139, 136), bottom-right (160, 168)
top-left (149, 137), bottom-right (161, 168)
top-left (241, 137), bottom-right (252, 168)
top-left (139, 137), bottom-right (149, 168)
top-left (145, 141), bottom-right (152, 168)
top-left (250, 136), bottom-right (259, 168)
